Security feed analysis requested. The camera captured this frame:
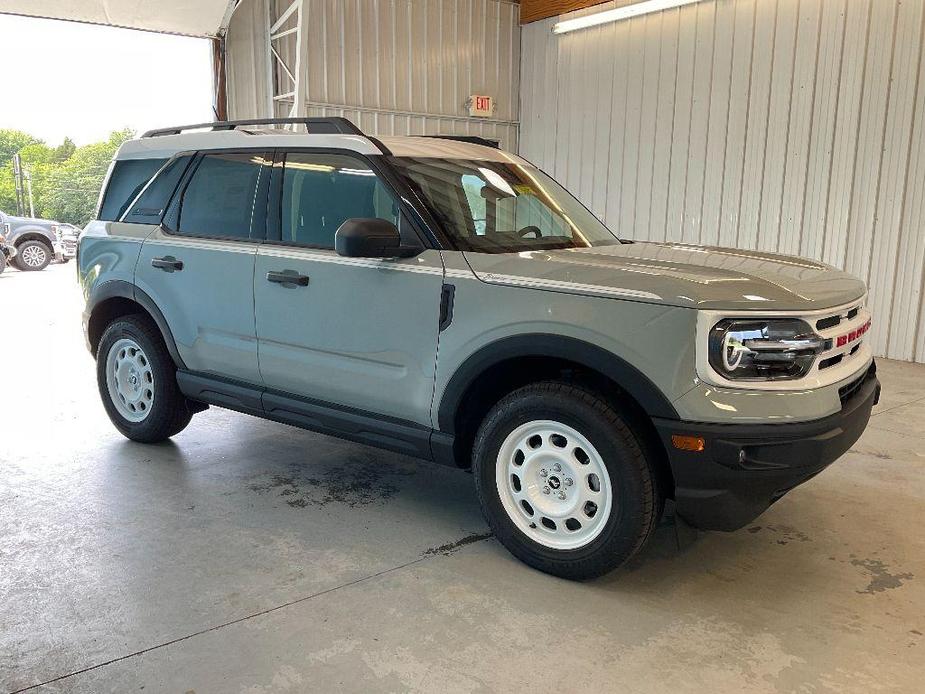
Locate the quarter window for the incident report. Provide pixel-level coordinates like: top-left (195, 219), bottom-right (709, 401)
top-left (177, 153), bottom-right (270, 239)
top-left (280, 153), bottom-right (400, 248)
top-left (124, 155), bottom-right (193, 225)
top-left (98, 158), bottom-right (167, 221)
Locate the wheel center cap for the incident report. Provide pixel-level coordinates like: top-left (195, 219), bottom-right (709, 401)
top-left (548, 476), bottom-right (561, 490)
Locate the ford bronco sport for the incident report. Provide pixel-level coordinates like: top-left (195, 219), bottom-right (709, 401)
top-left (79, 118), bottom-right (880, 580)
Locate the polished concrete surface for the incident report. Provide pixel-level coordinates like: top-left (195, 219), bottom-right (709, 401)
top-left (2, 264), bottom-right (923, 693)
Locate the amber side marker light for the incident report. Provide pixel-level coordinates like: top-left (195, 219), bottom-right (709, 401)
top-left (671, 435), bottom-right (705, 452)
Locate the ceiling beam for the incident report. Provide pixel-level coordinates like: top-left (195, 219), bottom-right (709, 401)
top-left (519, 0), bottom-right (611, 24)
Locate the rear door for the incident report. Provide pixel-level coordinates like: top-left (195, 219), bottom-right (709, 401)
top-left (253, 150), bottom-right (444, 427)
top-left (135, 150), bottom-right (272, 384)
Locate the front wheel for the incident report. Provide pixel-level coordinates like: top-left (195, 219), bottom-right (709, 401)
top-left (473, 382), bottom-right (662, 580)
top-left (97, 315), bottom-right (194, 442)
top-left (14, 240), bottom-right (52, 271)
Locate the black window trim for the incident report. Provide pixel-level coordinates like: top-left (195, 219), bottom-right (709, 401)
top-left (119, 153), bottom-right (196, 225)
top-left (263, 147), bottom-right (442, 253)
top-left (98, 156), bottom-right (171, 223)
top-left (161, 147), bottom-right (275, 244)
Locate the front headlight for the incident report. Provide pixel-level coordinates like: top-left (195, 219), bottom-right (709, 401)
top-left (708, 318), bottom-right (826, 381)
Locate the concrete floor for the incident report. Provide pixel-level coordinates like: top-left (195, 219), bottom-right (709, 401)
top-left (2, 263), bottom-right (923, 693)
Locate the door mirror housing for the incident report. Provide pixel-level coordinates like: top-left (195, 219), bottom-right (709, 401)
top-left (334, 218), bottom-right (421, 258)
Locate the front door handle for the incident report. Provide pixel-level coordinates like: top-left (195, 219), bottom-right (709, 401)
top-left (266, 270), bottom-right (310, 287)
top-left (151, 256), bottom-right (183, 272)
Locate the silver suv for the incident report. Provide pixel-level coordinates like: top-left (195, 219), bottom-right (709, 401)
top-left (79, 118), bottom-right (880, 579)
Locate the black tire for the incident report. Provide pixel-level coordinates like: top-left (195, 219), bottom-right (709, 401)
top-left (14, 240), bottom-right (53, 271)
top-left (96, 314), bottom-right (194, 442)
top-left (472, 382), bottom-right (662, 580)
top-left (0, 252), bottom-right (6, 274)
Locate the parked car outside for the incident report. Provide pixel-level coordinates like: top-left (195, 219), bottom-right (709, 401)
top-left (54, 223), bottom-right (80, 264)
top-left (78, 118), bottom-right (881, 580)
top-left (0, 210), bottom-right (77, 271)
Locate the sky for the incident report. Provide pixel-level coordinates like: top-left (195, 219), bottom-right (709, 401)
top-left (0, 14), bottom-right (214, 146)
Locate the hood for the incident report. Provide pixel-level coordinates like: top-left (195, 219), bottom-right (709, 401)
top-left (463, 242), bottom-right (867, 311)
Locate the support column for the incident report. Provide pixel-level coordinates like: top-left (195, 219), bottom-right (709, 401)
top-left (267, 0), bottom-right (303, 123)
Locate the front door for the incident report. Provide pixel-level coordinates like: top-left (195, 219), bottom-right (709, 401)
top-left (254, 151), bottom-right (444, 427)
top-left (135, 150), bottom-right (272, 384)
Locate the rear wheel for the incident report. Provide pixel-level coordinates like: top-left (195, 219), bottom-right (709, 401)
top-left (473, 382), bottom-right (661, 580)
top-left (15, 240), bottom-right (52, 271)
top-left (97, 315), bottom-right (194, 442)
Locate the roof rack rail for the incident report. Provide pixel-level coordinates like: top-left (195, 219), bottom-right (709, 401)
top-left (141, 117), bottom-right (365, 138)
top-left (418, 135), bottom-right (500, 149)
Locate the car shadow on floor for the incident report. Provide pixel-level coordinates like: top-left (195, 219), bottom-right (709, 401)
top-left (103, 412), bottom-right (828, 596)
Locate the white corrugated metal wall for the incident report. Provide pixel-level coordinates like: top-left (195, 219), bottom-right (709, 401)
top-left (226, 0), bottom-right (272, 118)
top-left (227, 0), bottom-right (521, 149)
top-left (521, 0), bottom-right (925, 363)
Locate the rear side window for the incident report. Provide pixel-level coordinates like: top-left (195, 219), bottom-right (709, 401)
top-left (123, 156), bottom-right (193, 225)
top-left (98, 158), bottom-right (167, 221)
top-left (177, 152), bottom-right (270, 239)
top-left (280, 153), bottom-right (400, 248)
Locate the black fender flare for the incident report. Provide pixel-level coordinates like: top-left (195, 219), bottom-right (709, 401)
top-left (437, 333), bottom-right (679, 432)
top-left (87, 279), bottom-right (186, 369)
top-left (14, 230), bottom-right (55, 247)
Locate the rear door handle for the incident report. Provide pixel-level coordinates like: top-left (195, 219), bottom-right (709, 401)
top-left (266, 270), bottom-right (310, 287)
top-left (151, 256), bottom-right (183, 272)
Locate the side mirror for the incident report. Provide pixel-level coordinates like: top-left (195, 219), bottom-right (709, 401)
top-left (334, 218), bottom-right (420, 258)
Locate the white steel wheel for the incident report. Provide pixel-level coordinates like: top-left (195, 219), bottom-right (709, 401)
top-left (496, 420), bottom-right (613, 550)
top-left (105, 338), bottom-right (155, 422)
top-left (21, 244), bottom-right (47, 268)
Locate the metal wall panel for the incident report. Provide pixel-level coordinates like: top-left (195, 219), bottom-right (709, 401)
top-left (227, 0), bottom-right (521, 150)
top-left (226, 0), bottom-right (272, 119)
top-left (520, 0), bottom-right (925, 363)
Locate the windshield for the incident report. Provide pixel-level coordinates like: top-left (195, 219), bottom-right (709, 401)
top-left (388, 157), bottom-right (621, 253)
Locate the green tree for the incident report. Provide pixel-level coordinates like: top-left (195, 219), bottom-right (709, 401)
top-left (1, 128), bottom-right (134, 224)
top-left (0, 168), bottom-right (17, 215)
top-left (53, 137), bottom-right (76, 163)
top-left (12, 144), bottom-right (56, 217)
top-left (42, 128), bottom-right (134, 225)
top-left (0, 129), bottom-right (41, 166)
top-left (0, 129), bottom-right (42, 214)
top-left (18, 143), bottom-right (54, 165)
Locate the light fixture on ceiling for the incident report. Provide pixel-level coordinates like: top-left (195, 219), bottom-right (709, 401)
top-left (552, 0), bottom-right (704, 35)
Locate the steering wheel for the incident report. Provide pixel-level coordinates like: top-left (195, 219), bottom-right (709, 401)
top-left (517, 225), bottom-right (542, 238)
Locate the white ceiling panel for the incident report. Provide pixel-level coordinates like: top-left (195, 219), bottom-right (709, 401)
top-left (0, 0), bottom-right (234, 37)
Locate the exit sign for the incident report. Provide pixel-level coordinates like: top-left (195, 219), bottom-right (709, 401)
top-left (468, 95), bottom-right (494, 117)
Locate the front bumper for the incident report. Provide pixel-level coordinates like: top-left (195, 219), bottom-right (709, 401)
top-left (654, 362), bottom-right (880, 531)
top-left (53, 240), bottom-right (77, 261)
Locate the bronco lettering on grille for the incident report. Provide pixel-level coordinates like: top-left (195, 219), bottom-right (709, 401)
top-left (835, 319), bottom-right (871, 348)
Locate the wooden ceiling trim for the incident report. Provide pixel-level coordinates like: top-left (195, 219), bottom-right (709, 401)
top-left (519, 0), bottom-right (612, 25)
